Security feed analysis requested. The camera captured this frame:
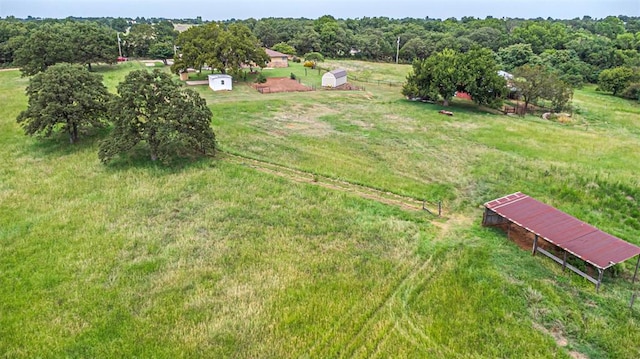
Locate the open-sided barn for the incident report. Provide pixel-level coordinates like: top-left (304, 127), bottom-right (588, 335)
top-left (483, 192), bottom-right (640, 291)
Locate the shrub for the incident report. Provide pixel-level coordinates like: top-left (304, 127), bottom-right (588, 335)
top-left (292, 56), bottom-right (301, 63)
top-left (620, 82), bottom-right (640, 101)
top-left (290, 72), bottom-right (296, 80)
top-left (255, 73), bottom-right (267, 84)
top-left (303, 61), bottom-right (315, 69)
top-left (303, 52), bottom-right (324, 63)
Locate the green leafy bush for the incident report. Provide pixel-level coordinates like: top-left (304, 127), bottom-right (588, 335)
top-left (621, 82), bottom-right (640, 100)
top-left (255, 73), bottom-right (267, 84)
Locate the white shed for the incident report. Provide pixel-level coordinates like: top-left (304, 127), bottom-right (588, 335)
top-left (322, 69), bottom-right (347, 88)
top-left (208, 74), bottom-right (232, 91)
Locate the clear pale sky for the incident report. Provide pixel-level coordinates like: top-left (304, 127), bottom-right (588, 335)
top-left (1, 0), bottom-right (638, 20)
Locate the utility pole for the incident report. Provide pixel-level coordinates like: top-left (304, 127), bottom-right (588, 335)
top-left (117, 32), bottom-right (122, 57)
top-left (395, 36), bottom-right (400, 64)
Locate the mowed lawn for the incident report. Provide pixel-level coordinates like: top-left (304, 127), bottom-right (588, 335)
top-left (1, 61), bottom-right (639, 358)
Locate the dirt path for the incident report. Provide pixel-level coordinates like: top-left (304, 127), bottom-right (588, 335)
top-left (0, 68), bottom-right (19, 72)
top-left (221, 151), bottom-right (440, 215)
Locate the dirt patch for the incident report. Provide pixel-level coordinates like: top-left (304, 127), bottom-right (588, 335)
top-left (384, 114), bottom-right (423, 132)
top-left (533, 323), bottom-right (568, 346)
top-left (253, 77), bottom-right (312, 93)
top-left (265, 104), bottom-right (335, 137)
top-left (569, 351), bottom-right (589, 359)
top-left (532, 323), bottom-right (588, 359)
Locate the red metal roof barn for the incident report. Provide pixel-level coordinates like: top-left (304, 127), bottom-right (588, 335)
top-left (483, 192), bottom-right (640, 291)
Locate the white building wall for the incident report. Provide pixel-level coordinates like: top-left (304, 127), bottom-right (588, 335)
top-left (208, 75), bottom-right (233, 91)
top-left (322, 73), bottom-right (336, 87)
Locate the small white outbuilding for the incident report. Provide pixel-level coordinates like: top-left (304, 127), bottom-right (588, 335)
top-left (322, 69), bottom-right (347, 88)
top-left (208, 74), bottom-right (233, 91)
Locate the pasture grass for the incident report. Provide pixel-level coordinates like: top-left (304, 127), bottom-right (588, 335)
top-left (1, 60), bottom-right (639, 358)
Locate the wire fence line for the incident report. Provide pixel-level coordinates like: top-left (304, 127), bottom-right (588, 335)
top-left (348, 75), bottom-right (404, 87)
top-left (314, 66), bottom-right (404, 87)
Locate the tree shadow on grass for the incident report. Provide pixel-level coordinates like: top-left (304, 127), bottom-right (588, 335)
top-left (25, 127), bottom-right (216, 172)
top-left (101, 144), bottom-right (218, 175)
top-left (24, 128), bottom-right (110, 158)
top-left (401, 97), bottom-right (505, 116)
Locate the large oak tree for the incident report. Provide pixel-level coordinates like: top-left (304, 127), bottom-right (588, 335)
top-left (16, 63), bottom-right (112, 143)
top-left (99, 69), bottom-right (216, 164)
top-left (171, 22), bottom-right (268, 75)
top-left (14, 22), bottom-right (117, 75)
top-left (402, 48), bottom-right (506, 108)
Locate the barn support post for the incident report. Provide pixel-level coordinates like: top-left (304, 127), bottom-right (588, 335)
top-left (562, 251), bottom-right (568, 272)
top-left (532, 234), bottom-right (539, 256)
top-left (596, 268), bottom-right (604, 292)
top-left (633, 255), bottom-right (640, 284)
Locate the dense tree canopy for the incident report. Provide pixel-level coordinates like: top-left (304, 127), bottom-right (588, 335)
top-left (123, 23), bottom-right (155, 58)
top-left (598, 66), bottom-right (640, 95)
top-left (402, 48), bottom-right (506, 108)
top-left (271, 42), bottom-right (296, 56)
top-left (171, 22), bottom-right (268, 74)
top-left (99, 70), bottom-right (216, 163)
top-left (149, 41), bottom-right (175, 64)
top-left (498, 43), bottom-right (537, 71)
top-left (462, 48), bottom-right (508, 108)
top-left (13, 21), bottom-right (117, 75)
top-left (512, 64), bottom-right (574, 111)
top-left (16, 63), bottom-right (112, 143)
top-left (119, 21), bottom-right (178, 58)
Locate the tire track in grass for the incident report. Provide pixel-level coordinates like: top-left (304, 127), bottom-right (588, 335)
top-left (303, 259), bottom-right (417, 358)
top-left (366, 215), bottom-right (473, 358)
top-left (343, 256), bottom-right (438, 359)
top-left (220, 151), bottom-right (451, 357)
top-left (220, 151), bottom-right (440, 214)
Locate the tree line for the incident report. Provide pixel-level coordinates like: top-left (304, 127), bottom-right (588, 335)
top-left (2, 14), bottom-right (639, 100)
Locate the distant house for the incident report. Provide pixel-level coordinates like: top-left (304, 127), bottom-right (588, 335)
top-left (322, 69), bottom-right (348, 88)
top-left (208, 74), bottom-right (232, 91)
top-left (265, 49), bottom-right (289, 68)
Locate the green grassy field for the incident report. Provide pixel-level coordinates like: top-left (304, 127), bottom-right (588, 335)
top-left (1, 60), bottom-right (639, 358)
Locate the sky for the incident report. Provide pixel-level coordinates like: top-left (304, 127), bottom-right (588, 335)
top-left (1, 0), bottom-right (638, 20)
